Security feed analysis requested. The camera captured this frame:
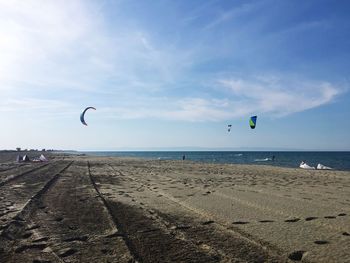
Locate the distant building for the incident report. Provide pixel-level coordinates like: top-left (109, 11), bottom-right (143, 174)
top-left (16, 147), bottom-right (21, 152)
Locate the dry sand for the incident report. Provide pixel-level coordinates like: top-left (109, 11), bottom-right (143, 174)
top-left (0, 152), bottom-right (349, 262)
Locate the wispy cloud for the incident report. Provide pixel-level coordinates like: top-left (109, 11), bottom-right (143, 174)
top-left (0, 0), bottom-right (346, 125)
top-left (98, 97), bottom-right (232, 122)
top-left (204, 2), bottom-right (260, 30)
top-left (218, 75), bottom-right (343, 117)
top-left (96, 74), bottom-right (344, 122)
top-left (0, 0), bottom-right (105, 97)
top-left (0, 0), bottom-right (195, 95)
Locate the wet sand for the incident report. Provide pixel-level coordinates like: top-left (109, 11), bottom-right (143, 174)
top-left (0, 153), bottom-right (349, 262)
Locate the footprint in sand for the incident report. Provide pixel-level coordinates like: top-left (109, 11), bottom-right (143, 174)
top-left (33, 259), bottom-right (51, 263)
top-left (101, 248), bottom-right (110, 254)
top-left (314, 240), bottom-right (329, 245)
top-left (324, 216), bottom-right (336, 219)
top-left (59, 248), bottom-right (78, 257)
top-left (21, 232), bottom-right (33, 239)
top-left (15, 243), bottom-right (47, 253)
top-left (342, 232), bottom-right (350, 236)
top-left (63, 235), bottom-right (88, 242)
top-left (202, 220), bottom-right (215, 225)
top-left (174, 225), bottom-right (191, 230)
top-left (285, 218), bottom-right (300, 223)
top-left (259, 220), bottom-right (274, 223)
top-left (305, 217), bottom-right (318, 221)
top-left (288, 250), bottom-right (306, 261)
top-left (33, 237), bottom-right (49, 243)
top-left (25, 224), bottom-right (40, 231)
top-left (54, 216), bottom-right (64, 222)
top-left (338, 213), bottom-right (347, 216)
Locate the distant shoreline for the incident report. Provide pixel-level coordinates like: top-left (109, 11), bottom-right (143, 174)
top-left (77, 150), bottom-right (350, 171)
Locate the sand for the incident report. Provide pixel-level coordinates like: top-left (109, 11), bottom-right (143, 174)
top-left (0, 152), bottom-right (349, 262)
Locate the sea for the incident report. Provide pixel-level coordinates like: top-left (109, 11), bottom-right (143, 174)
top-left (80, 151), bottom-right (350, 171)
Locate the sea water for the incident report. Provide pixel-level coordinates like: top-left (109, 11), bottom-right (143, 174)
top-left (81, 151), bottom-right (350, 171)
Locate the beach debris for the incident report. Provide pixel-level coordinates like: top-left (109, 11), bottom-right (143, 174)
top-left (249, 115), bottom-right (257, 129)
top-left (299, 161), bottom-right (315, 169)
top-left (227, 124), bottom-right (232, 132)
top-left (80, 106), bottom-right (96, 126)
top-left (317, 163), bottom-right (332, 170)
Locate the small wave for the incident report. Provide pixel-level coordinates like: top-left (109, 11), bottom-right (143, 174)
top-left (234, 154), bottom-right (243, 157)
top-left (254, 158), bottom-right (272, 162)
top-left (157, 157), bottom-right (171, 160)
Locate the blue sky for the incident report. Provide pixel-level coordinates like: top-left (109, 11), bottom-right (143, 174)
top-left (0, 0), bottom-right (349, 151)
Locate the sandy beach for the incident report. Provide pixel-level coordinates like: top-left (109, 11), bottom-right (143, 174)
top-left (0, 153), bottom-right (349, 262)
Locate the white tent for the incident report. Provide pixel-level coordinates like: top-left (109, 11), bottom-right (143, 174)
top-left (22, 155), bottom-right (30, 162)
top-left (39, 154), bottom-right (48, 162)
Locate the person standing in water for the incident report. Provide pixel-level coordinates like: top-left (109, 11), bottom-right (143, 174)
top-left (182, 154), bottom-right (186, 161)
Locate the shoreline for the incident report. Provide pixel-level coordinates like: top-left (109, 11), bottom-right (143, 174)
top-left (79, 151), bottom-right (350, 171)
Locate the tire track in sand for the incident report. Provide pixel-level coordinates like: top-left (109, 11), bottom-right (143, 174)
top-left (0, 163), bottom-right (51, 187)
top-left (0, 161), bottom-right (73, 263)
top-left (99, 163), bottom-right (286, 262)
top-left (87, 161), bottom-right (140, 263)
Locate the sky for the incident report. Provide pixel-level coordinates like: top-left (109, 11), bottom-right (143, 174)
top-left (0, 0), bottom-right (349, 151)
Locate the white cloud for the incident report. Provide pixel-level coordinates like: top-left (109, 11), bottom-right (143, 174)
top-left (0, 0), bottom-right (94, 86)
top-left (0, 0), bottom-right (194, 95)
top-left (218, 76), bottom-right (342, 117)
top-left (0, 1), bottom-right (345, 125)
